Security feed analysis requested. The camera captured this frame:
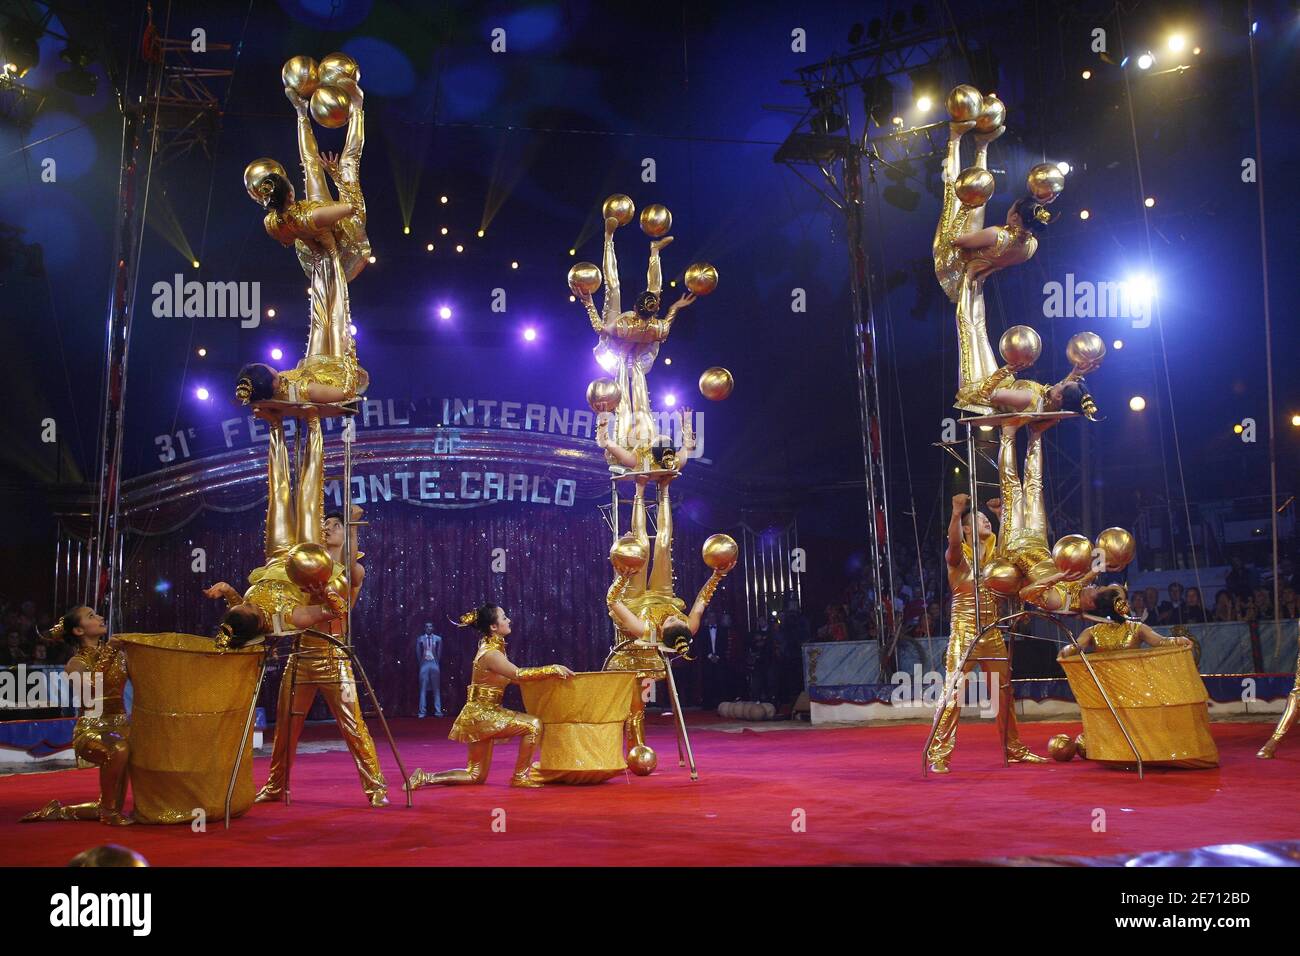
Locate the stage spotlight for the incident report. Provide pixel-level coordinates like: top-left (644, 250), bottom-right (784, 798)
top-left (1079, 209), bottom-right (1090, 220)
top-left (1129, 396), bottom-right (1147, 412)
top-left (1234, 423), bottom-right (1244, 435)
top-left (1082, 69), bottom-right (1092, 79)
top-left (664, 358), bottom-right (672, 366)
top-left (867, 18), bottom-right (883, 41)
top-left (892, 115), bottom-right (903, 126)
top-left (455, 244), bottom-right (464, 253)
top-left (1144, 196), bottom-right (1156, 207)
top-left (197, 347), bottom-right (207, 357)
top-left (426, 243), bottom-right (434, 252)
top-left (1291, 414), bottom-right (1300, 427)
top-left (523, 326), bottom-right (537, 342)
top-left (511, 261), bottom-right (518, 269)
top-left (349, 323), bottom-right (358, 335)
top-left (1137, 52), bottom-right (1154, 69)
top-left (1126, 273), bottom-right (1157, 306)
top-left (916, 94), bottom-right (933, 112)
top-left (267, 308), bottom-right (276, 318)
top-left (271, 347), bottom-right (283, 361)
top-left (440, 227), bottom-right (449, 235)
top-left (891, 11), bottom-right (906, 33)
top-left (477, 229), bottom-right (485, 238)
top-left (569, 295), bottom-right (576, 303)
top-left (911, 3), bottom-right (927, 26)
top-left (848, 22), bottom-right (864, 46)
top-left (669, 280), bottom-right (677, 288)
top-left (195, 387), bottom-right (210, 401)
top-left (883, 182), bottom-right (920, 212)
top-left (1251, 21), bottom-right (1258, 35)
top-left (440, 195), bottom-right (448, 204)
top-left (808, 88), bottom-right (845, 135)
top-left (438, 306), bottom-right (452, 320)
top-left (1167, 33), bottom-right (1187, 53)
top-left (861, 75), bottom-right (894, 126)
top-left (664, 393), bottom-right (677, 407)
top-left (568, 248), bottom-right (576, 256)
top-left (0, 20), bottom-right (41, 78)
top-left (1113, 339), bottom-right (1124, 350)
top-left (191, 259), bottom-right (200, 268)
top-left (1193, 46), bottom-right (1201, 55)
top-left (1057, 161), bottom-right (1071, 175)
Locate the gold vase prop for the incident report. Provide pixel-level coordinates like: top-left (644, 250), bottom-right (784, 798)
top-left (518, 672), bottom-right (639, 783)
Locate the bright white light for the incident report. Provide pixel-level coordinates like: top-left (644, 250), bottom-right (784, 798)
top-left (1079, 209), bottom-right (1090, 220)
top-left (1113, 339), bottom-right (1124, 350)
top-left (1137, 52), bottom-right (1154, 69)
top-left (1126, 273), bottom-right (1157, 304)
top-left (1129, 396), bottom-right (1147, 412)
top-left (196, 387), bottom-right (210, 401)
top-left (891, 115), bottom-right (903, 125)
top-left (664, 358), bottom-right (672, 366)
top-left (1057, 161), bottom-right (1071, 175)
top-left (663, 393), bottom-right (677, 407)
top-left (438, 306), bottom-right (451, 320)
top-left (368, 255), bottom-right (376, 263)
top-left (349, 323), bottom-right (358, 335)
top-left (916, 95), bottom-right (933, 112)
top-left (523, 327), bottom-right (537, 342)
top-left (596, 349), bottom-right (619, 372)
top-left (1144, 196), bottom-right (1156, 207)
top-left (271, 347), bottom-right (283, 361)
top-left (197, 347), bottom-right (207, 357)
top-left (267, 308), bottom-right (276, 318)
top-left (1168, 34), bottom-right (1186, 52)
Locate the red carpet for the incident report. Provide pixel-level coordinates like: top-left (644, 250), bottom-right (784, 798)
top-left (2, 716), bottom-right (1297, 866)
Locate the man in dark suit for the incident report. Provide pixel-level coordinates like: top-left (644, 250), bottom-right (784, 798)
top-left (697, 613), bottom-right (726, 708)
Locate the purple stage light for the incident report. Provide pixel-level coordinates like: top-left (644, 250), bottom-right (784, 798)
top-left (270, 347), bottom-right (283, 361)
top-left (664, 393), bottom-right (677, 407)
top-left (195, 387), bottom-right (210, 401)
top-left (596, 349), bottom-right (618, 372)
top-left (349, 323), bottom-right (358, 335)
top-left (438, 306), bottom-right (452, 320)
top-left (523, 326), bottom-right (537, 342)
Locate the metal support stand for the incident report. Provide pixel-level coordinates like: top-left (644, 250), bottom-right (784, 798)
top-left (659, 646), bottom-right (698, 781)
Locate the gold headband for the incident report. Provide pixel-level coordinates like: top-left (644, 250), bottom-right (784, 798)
top-left (236, 377), bottom-right (254, 405)
top-left (1033, 205), bottom-right (1053, 224)
top-left (215, 621), bottom-right (235, 651)
top-left (458, 609), bottom-right (478, 627)
top-left (1081, 389), bottom-right (1101, 421)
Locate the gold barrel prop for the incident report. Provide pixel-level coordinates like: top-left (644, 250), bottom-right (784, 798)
top-left (1059, 643), bottom-right (1218, 769)
top-left (518, 671), bottom-right (638, 784)
top-left (118, 633), bottom-right (264, 823)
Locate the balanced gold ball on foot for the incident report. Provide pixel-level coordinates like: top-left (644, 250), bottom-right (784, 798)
top-left (639, 204), bottom-right (672, 237)
top-left (1027, 162), bottom-right (1066, 203)
top-left (998, 324), bottom-right (1042, 368)
top-left (702, 533), bottom-right (739, 572)
top-left (1066, 331), bottom-right (1106, 367)
top-left (602, 194), bottom-right (635, 227)
top-left (1051, 534), bottom-right (1093, 576)
top-left (947, 84), bottom-right (983, 122)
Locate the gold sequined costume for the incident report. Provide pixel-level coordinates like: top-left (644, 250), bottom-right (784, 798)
top-left (1259, 651), bottom-right (1300, 759)
top-left (928, 537), bottom-right (1042, 770)
top-left (407, 634), bottom-right (567, 788)
top-left (933, 128), bottom-right (1038, 414)
top-left (262, 90), bottom-right (369, 401)
top-left (22, 643), bottom-right (131, 825)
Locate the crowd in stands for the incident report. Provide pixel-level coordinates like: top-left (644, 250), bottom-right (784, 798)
top-left (0, 597), bottom-right (68, 667)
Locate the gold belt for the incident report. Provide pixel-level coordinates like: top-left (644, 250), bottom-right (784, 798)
top-left (466, 685), bottom-right (504, 704)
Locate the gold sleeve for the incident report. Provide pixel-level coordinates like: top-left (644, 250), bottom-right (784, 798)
top-left (584, 300), bottom-right (603, 333)
top-left (514, 665), bottom-right (567, 682)
top-left (606, 572), bottom-right (632, 620)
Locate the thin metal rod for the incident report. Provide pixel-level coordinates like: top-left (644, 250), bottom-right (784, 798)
top-left (225, 649), bottom-right (269, 829)
top-left (660, 649), bottom-right (697, 781)
top-left (349, 645), bottom-right (413, 806)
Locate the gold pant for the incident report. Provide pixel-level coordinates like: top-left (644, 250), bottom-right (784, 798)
top-left (22, 714), bottom-right (131, 825)
top-left (260, 652), bottom-right (386, 802)
top-left (928, 630), bottom-right (1031, 765)
top-left (408, 717), bottom-right (542, 787)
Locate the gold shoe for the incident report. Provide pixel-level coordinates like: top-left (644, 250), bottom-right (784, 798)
top-left (1007, 747), bottom-right (1049, 764)
top-left (1258, 738), bottom-right (1280, 760)
top-left (253, 786), bottom-right (282, 804)
top-left (99, 811), bottom-right (134, 826)
top-left (368, 790), bottom-right (390, 807)
top-left (405, 769), bottom-right (426, 791)
top-left (510, 771), bottom-right (544, 788)
top-left (20, 799), bottom-right (62, 822)
top-left (927, 758), bottom-right (950, 775)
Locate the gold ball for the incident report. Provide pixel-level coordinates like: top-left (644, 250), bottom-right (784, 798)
top-left (1096, 527), bottom-right (1136, 572)
top-left (702, 533), bottom-right (739, 573)
top-left (982, 559), bottom-right (1024, 597)
top-left (954, 167), bottom-right (994, 208)
top-left (1048, 734), bottom-right (1078, 761)
top-left (627, 744), bottom-right (657, 775)
top-left (243, 157), bottom-right (288, 203)
top-left (1052, 534), bottom-right (1094, 576)
top-left (684, 262), bottom-right (719, 296)
top-left (698, 366), bottom-right (734, 401)
top-left (285, 543), bottom-right (334, 591)
top-left (1027, 162), bottom-right (1066, 203)
top-left (318, 52), bottom-right (360, 86)
top-left (567, 261), bottom-right (602, 296)
top-left (1074, 733), bottom-right (1087, 758)
top-left (586, 377), bottom-right (622, 413)
top-left (610, 533), bottom-right (649, 576)
top-left (1066, 331), bottom-right (1106, 368)
top-left (639, 204), bottom-right (672, 237)
top-left (998, 325), bottom-right (1042, 367)
top-left (947, 84), bottom-right (983, 121)
top-left (281, 56), bottom-right (320, 97)
top-left (602, 194), bottom-right (635, 226)
top-left (975, 94), bottom-right (1005, 133)
top-left (309, 85), bottom-right (352, 128)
